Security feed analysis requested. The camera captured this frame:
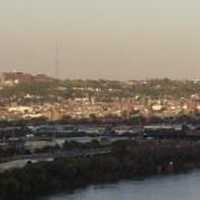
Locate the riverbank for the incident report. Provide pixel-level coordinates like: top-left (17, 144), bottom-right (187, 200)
top-left (1, 140), bottom-right (200, 200)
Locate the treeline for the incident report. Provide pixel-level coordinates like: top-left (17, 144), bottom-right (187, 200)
top-left (1, 78), bottom-right (200, 99)
top-left (0, 140), bottom-right (200, 199)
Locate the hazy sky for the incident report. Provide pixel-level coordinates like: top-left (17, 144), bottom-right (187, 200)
top-left (1, 0), bottom-right (200, 80)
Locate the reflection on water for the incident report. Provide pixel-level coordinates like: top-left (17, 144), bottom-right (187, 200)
top-left (45, 170), bottom-right (200, 200)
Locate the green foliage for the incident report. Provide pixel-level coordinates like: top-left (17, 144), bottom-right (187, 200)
top-left (1, 78), bottom-right (200, 99)
top-left (0, 140), bottom-right (200, 199)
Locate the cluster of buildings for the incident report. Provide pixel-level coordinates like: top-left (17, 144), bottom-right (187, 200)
top-left (1, 72), bottom-right (200, 121)
top-left (1, 95), bottom-right (200, 121)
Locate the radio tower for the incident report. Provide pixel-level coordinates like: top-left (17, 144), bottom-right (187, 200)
top-left (55, 42), bottom-right (60, 79)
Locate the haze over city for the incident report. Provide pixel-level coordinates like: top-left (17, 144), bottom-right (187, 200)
top-left (3, 1), bottom-right (200, 199)
top-left (1, 0), bottom-right (200, 80)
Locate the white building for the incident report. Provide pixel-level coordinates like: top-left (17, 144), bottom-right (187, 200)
top-left (8, 106), bottom-right (34, 114)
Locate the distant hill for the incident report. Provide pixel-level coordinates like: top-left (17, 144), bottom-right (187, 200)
top-left (0, 72), bottom-right (57, 84)
top-left (0, 72), bottom-right (200, 100)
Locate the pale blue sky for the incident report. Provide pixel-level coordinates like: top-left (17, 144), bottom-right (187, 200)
top-left (1, 0), bottom-right (200, 80)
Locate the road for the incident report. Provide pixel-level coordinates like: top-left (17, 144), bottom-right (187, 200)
top-left (0, 148), bottom-right (111, 172)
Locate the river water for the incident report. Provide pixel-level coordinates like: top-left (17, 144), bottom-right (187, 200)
top-left (45, 170), bottom-right (200, 200)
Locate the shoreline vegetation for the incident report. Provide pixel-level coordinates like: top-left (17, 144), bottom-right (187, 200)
top-left (0, 140), bottom-right (200, 200)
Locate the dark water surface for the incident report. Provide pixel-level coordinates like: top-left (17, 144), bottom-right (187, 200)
top-left (45, 170), bottom-right (200, 200)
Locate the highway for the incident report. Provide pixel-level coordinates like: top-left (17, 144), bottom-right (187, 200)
top-left (0, 148), bottom-right (111, 172)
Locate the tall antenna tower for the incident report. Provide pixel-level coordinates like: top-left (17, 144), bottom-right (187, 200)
top-left (55, 42), bottom-right (60, 79)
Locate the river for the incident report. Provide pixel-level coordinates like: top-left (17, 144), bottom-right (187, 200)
top-left (45, 170), bottom-right (200, 200)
